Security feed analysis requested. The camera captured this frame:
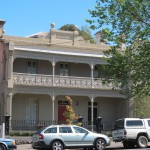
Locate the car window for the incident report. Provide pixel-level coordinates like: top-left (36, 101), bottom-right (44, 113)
top-left (126, 120), bottom-right (143, 126)
top-left (147, 120), bottom-right (150, 127)
top-left (113, 119), bottom-right (124, 129)
top-left (44, 127), bottom-right (57, 133)
top-left (59, 127), bottom-right (73, 133)
top-left (73, 127), bottom-right (88, 133)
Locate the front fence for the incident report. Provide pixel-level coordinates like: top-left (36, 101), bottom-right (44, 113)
top-left (9, 120), bottom-right (114, 132)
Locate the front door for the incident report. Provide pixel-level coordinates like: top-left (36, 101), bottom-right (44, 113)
top-left (58, 105), bottom-right (66, 124)
top-left (58, 101), bottom-right (68, 124)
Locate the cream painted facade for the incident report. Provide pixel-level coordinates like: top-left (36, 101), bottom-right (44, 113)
top-left (0, 21), bottom-right (127, 131)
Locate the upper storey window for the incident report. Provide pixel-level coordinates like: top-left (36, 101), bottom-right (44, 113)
top-left (60, 63), bottom-right (69, 76)
top-left (93, 66), bottom-right (99, 78)
top-left (27, 60), bottom-right (37, 74)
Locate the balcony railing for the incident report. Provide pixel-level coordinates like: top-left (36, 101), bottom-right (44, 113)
top-left (13, 73), bottom-right (52, 86)
top-left (13, 72), bottom-right (114, 89)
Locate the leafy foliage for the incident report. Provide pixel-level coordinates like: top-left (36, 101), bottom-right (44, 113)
top-left (104, 42), bottom-right (150, 96)
top-left (87, 0), bottom-right (150, 45)
top-left (79, 26), bottom-right (95, 44)
top-left (59, 24), bottom-right (95, 43)
top-left (63, 96), bottom-right (78, 125)
top-left (59, 24), bottom-right (79, 31)
top-left (131, 42), bottom-right (150, 97)
top-left (87, 0), bottom-right (150, 116)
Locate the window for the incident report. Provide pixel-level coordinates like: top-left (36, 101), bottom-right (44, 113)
top-left (93, 66), bottom-right (99, 78)
top-left (59, 127), bottom-right (72, 133)
top-left (59, 63), bottom-right (69, 76)
top-left (126, 120), bottom-right (143, 126)
top-left (26, 98), bottom-right (39, 123)
top-left (88, 102), bottom-right (98, 125)
top-left (113, 119), bottom-right (125, 130)
top-left (147, 120), bottom-right (150, 127)
top-left (27, 60), bottom-right (37, 74)
top-left (73, 127), bottom-right (88, 134)
top-left (45, 127), bottom-right (57, 133)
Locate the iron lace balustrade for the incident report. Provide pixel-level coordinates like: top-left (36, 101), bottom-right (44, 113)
top-left (54, 75), bottom-right (113, 89)
top-left (13, 73), bottom-right (53, 86)
top-left (13, 73), bottom-right (114, 89)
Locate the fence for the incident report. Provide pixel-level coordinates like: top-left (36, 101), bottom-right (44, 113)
top-left (9, 120), bottom-right (114, 132)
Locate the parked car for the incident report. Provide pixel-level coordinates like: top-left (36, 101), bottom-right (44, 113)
top-left (0, 138), bottom-right (16, 150)
top-left (112, 118), bottom-right (150, 148)
top-left (32, 124), bottom-right (110, 150)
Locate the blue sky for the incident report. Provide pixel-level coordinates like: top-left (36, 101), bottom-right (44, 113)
top-left (0, 0), bottom-right (96, 37)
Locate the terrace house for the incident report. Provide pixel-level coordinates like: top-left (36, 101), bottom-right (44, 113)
top-left (0, 20), bottom-right (127, 131)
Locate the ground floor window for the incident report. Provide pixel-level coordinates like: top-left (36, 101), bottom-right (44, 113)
top-left (25, 98), bottom-right (39, 124)
top-left (88, 102), bottom-right (98, 124)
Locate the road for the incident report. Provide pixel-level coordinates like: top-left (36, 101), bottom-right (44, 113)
top-left (17, 142), bottom-right (150, 150)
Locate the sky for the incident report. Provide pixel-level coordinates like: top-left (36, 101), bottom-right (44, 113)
top-left (0, 0), bottom-right (97, 37)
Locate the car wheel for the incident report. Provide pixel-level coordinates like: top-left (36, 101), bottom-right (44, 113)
top-left (137, 136), bottom-right (148, 148)
top-left (0, 145), bottom-right (6, 150)
top-left (52, 140), bottom-right (63, 150)
top-left (95, 138), bottom-right (106, 150)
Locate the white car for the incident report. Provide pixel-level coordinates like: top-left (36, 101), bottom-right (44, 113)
top-left (32, 124), bottom-right (110, 150)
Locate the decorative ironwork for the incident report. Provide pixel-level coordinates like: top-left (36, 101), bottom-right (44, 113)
top-left (13, 73), bottom-right (53, 86)
top-left (13, 73), bottom-right (114, 89)
top-left (10, 119), bottom-right (113, 131)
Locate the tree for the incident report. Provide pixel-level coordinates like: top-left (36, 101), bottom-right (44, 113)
top-left (87, 0), bottom-right (150, 45)
top-left (79, 26), bottom-right (95, 44)
top-left (59, 24), bottom-right (79, 31)
top-left (63, 96), bottom-right (78, 125)
top-left (59, 24), bottom-right (95, 43)
top-left (87, 0), bottom-right (150, 117)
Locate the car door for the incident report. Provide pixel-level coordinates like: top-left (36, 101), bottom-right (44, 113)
top-left (43, 127), bottom-right (58, 145)
top-left (73, 126), bottom-right (94, 146)
top-left (59, 126), bottom-right (77, 146)
top-left (145, 119), bottom-right (150, 139)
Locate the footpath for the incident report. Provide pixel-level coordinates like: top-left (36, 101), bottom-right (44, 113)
top-left (6, 136), bottom-right (32, 145)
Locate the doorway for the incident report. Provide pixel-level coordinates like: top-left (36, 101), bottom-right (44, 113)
top-left (58, 101), bottom-right (68, 124)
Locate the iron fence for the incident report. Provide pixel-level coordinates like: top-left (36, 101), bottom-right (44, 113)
top-left (9, 120), bottom-right (114, 132)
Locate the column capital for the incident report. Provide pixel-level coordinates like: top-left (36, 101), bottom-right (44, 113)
top-left (90, 94), bottom-right (95, 102)
top-left (90, 98), bottom-right (94, 103)
top-left (9, 41), bottom-right (14, 52)
top-left (90, 64), bottom-right (94, 70)
top-left (52, 62), bottom-right (55, 67)
top-left (7, 93), bottom-right (12, 97)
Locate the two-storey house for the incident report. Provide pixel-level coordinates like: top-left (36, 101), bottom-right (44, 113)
top-left (0, 20), bottom-right (127, 131)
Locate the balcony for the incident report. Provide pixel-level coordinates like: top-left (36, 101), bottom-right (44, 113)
top-left (13, 72), bottom-right (114, 89)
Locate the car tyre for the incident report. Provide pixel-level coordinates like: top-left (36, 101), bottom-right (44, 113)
top-left (0, 144), bottom-right (6, 150)
top-left (95, 138), bottom-right (106, 150)
top-left (123, 141), bottom-right (129, 149)
top-left (137, 136), bottom-right (148, 148)
top-left (52, 140), bottom-right (63, 150)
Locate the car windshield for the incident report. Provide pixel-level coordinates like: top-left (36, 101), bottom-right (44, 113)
top-left (113, 119), bottom-right (124, 130)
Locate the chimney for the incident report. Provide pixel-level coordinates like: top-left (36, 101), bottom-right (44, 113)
top-left (0, 19), bottom-right (5, 38)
